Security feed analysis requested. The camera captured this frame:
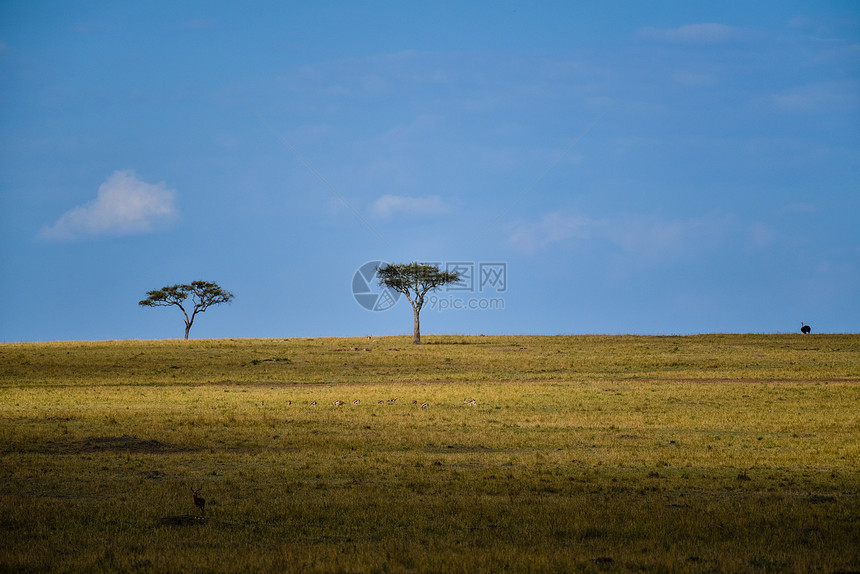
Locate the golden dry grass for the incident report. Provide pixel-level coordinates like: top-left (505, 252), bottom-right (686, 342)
top-left (1, 334), bottom-right (858, 572)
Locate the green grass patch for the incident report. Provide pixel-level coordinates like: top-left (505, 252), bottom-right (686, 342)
top-left (1, 334), bottom-right (858, 572)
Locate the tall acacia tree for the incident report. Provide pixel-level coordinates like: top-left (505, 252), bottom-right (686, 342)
top-left (139, 280), bottom-right (234, 340)
top-left (377, 262), bottom-right (460, 345)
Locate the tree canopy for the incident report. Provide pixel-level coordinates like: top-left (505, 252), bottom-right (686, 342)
top-left (139, 280), bottom-right (234, 339)
top-left (377, 262), bottom-right (460, 344)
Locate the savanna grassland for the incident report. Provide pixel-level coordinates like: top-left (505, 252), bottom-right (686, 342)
top-left (1, 334), bottom-right (858, 573)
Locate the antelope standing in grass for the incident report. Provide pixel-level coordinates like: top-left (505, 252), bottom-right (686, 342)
top-left (191, 487), bottom-right (206, 517)
top-left (333, 400), bottom-right (345, 406)
top-left (352, 399), bottom-right (361, 405)
top-left (309, 400), bottom-right (317, 407)
top-left (421, 403), bottom-right (430, 409)
top-left (464, 399), bottom-right (476, 406)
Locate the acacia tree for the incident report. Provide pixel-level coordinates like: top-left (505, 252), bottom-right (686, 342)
top-left (377, 262), bottom-right (460, 345)
top-left (139, 280), bottom-right (234, 340)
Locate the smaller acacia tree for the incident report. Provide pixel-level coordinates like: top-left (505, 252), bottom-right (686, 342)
top-left (139, 280), bottom-right (234, 340)
top-left (377, 262), bottom-right (460, 345)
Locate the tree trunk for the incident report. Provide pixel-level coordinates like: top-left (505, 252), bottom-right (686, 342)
top-left (412, 306), bottom-right (421, 345)
top-left (184, 321), bottom-right (192, 340)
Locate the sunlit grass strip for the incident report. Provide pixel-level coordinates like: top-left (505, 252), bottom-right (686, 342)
top-left (1, 334), bottom-right (858, 387)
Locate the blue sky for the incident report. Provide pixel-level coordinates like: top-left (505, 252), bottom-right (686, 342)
top-left (1, 1), bottom-right (858, 341)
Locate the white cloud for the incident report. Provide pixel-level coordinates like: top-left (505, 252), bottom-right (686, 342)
top-left (639, 23), bottom-right (743, 44)
top-left (40, 170), bottom-right (178, 241)
top-left (371, 194), bottom-right (451, 219)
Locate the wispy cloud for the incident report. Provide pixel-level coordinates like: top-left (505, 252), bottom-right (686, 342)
top-left (507, 212), bottom-right (594, 253)
top-left (639, 23), bottom-right (744, 44)
top-left (371, 194), bottom-right (451, 219)
top-left (750, 222), bottom-right (776, 247)
top-left (769, 81), bottom-right (860, 112)
top-left (39, 170), bottom-right (178, 241)
top-left (508, 210), bottom-right (732, 261)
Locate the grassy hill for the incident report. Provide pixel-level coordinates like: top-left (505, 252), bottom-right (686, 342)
top-left (1, 334), bottom-right (858, 572)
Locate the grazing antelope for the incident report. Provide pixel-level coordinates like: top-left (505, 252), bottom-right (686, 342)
top-left (412, 400), bottom-right (418, 405)
top-left (377, 400), bottom-right (385, 405)
top-left (309, 401), bottom-right (317, 407)
top-left (333, 400), bottom-right (345, 406)
top-left (421, 403), bottom-right (430, 409)
top-left (464, 399), bottom-right (476, 406)
top-left (191, 487), bottom-right (206, 517)
top-left (352, 399), bottom-right (361, 405)
top-left (287, 400), bottom-right (292, 406)
top-left (387, 398), bottom-right (397, 404)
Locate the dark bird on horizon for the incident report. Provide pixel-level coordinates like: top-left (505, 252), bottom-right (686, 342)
top-left (801, 322), bottom-right (811, 334)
